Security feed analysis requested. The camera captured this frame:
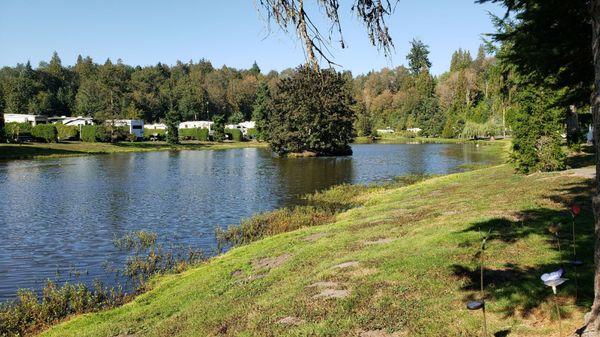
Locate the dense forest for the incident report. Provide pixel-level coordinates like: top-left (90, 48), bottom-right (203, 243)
top-left (0, 40), bottom-right (512, 139)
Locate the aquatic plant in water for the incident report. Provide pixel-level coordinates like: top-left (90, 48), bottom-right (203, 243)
top-left (541, 268), bottom-right (567, 337)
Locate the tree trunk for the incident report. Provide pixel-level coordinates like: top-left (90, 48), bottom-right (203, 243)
top-left (585, 1), bottom-right (600, 336)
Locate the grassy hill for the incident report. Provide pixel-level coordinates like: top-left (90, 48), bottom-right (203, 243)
top-left (41, 163), bottom-right (595, 337)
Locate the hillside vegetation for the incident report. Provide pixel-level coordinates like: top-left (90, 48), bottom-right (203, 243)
top-left (40, 161), bottom-right (595, 337)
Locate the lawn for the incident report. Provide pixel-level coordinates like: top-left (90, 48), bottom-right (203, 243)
top-left (0, 140), bottom-right (267, 160)
top-left (40, 161), bottom-right (595, 336)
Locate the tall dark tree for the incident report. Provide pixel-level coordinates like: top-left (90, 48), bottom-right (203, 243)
top-left (251, 82), bottom-right (272, 141)
top-left (479, 0), bottom-right (597, 333)
top-left (406, 39), bottom-right (432, 74)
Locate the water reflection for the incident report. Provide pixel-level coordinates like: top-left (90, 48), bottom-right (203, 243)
top-left (0, 143), bottom-right (499, 300)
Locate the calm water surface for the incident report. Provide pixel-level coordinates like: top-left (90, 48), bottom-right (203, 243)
top-left (0, 143), bottom-right (499, 300)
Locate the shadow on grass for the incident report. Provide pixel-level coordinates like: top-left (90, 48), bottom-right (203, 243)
top-left (566, 144), bottom-right (595, 169)
top-left (0, 144), bottom-right (84, 160)
top-left (452, 178), bottom-right (595, 319)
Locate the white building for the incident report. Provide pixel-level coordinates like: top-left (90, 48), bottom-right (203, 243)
top-left (145, 123), bottom-right (167, 130)
top-left (105, 119), bottom-right (144, 139)
top-left (4, 113), bottom-right (48, 126)
top-left (49, 116), bottom-right (94, 126)
top-left (238, 121), bottom-right (256, 129)
top-left (406, 127), bottom-right (422, 134)
top-left (376, 127), bottom-right (395, 134)
top-left (179, 121), bottom-right (213, 131)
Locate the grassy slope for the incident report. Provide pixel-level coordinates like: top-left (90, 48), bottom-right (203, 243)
top-left (0, 141), bottom-right (266, 160)
top-left (42, 162), bottom-right (594, 337)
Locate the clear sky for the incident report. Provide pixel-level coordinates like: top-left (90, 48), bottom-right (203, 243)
top-left (0, 0), bottom-right (505, 75)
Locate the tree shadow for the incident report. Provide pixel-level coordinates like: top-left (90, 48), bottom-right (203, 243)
top-left (565, 144), bottom-right (595, 169)
top-left (452, 178), bottom-right (595, 318)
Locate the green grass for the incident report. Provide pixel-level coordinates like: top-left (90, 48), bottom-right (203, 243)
top-left (40, 160), bottom-right (594, 337)
top-left (0, 141), bottom-right (267, 160)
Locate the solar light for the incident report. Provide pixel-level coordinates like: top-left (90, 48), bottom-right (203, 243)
top-left (541, 268), bottom-right (567, 337)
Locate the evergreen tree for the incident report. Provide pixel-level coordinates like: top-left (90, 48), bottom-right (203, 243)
top-left (165, 108), bottom-right (181, 144)
top-left (251, 82), bottom-right (272, 140)
top-left (406, 39), bottom-right (432, 74)
top-left (211, 114), bottom-right (226, 142)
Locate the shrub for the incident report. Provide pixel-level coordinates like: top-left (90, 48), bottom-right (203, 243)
top-left (81, 125), bottom-right (110, 142)
top-left (31, 124), bottom-right (57, 143)
top-left (144, 128), bottom-right (166, 140)
top-left (246, 128), bottom-right (258, 139)
top-left (55, 124), bottom-right (78, 141)
top-left (4, 122), bottom-right (32, 141)
top-left (212, 115), bottom-right (226, 142)
top-left (225, 128), bottom-right (243, 141)
top-left (126, 133), bottom-right (138, 142)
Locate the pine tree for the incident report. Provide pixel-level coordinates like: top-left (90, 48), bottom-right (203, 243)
top-left (406, 39), bottom-right (432, 74)
top-left (251, 82), bottom-right (272, 140)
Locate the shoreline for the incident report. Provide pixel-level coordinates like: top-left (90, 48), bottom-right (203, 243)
top-left (0, 137), bottom-right (502, 161)
top-left (0, 140), bottom-right (268, 161)
top-left (38, 159), bottom-right (595, 336)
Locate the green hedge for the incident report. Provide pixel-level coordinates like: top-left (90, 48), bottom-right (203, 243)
top-left (179, 128), bottom-right (209, 141)
top-left (246, 128), bottom-right (257, 139)
top-left (144, 128), bottom-right (166, 139)
top-left (81, 125), bottom-right (110, 142)
top-left (4, 122), bottom-right (32, 140)
top-left (56, 124), bottom-right (79, 141)
top-left (225, 128), bottom-right (243, 142)
top-left (31, 124), bottom-right (58, 143)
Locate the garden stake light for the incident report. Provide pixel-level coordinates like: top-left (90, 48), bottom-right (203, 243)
top-left (466, 229), bottom-right (490, 337)
top-left (548, 223), bottom-right (563, 267)
top-left (541, 269), bottom-right (567, 337)
top-left (570, 204), bottom-right (582, 301)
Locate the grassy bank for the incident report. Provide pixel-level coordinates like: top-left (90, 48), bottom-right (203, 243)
top-left (41, 160), bottom-right (594, 336)
top-left (354, 134), bottom-right (508, 144)
top-left (0, 141), bottom-right (267, 160)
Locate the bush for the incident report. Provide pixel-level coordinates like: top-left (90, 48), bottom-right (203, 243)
top-left (268, 65), bottom-right (354, 156)
top-left (126, 133), bottom-right (138, 142)
top-left (4, 122), bottom-right (32, 141)
top-left (179, 128), bottom-right (209, 141)
top-left (31, 124), bottom-right (57, 143)
top-left (55, 124), bottom-right (78, 141)
top-left (225, 128), bottom-right (243, 141)
top-left (81, 125), bottom-right (110, 142)
top-left (144, 128), bottom-right (166, 140)
top-left (246, 128), bottom-right (258, 139)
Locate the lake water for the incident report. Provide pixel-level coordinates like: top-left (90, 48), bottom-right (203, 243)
top-left (0, 143), bottom-right (499, 301)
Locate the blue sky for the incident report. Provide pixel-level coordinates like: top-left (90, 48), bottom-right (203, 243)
top-left (0, 0), bottom-right (505, 75)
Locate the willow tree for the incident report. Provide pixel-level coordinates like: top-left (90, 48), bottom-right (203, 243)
top-left (257, 0), bottom-right (397, 69)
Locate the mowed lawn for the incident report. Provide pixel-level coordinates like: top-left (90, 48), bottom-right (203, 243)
top-left (41, 164), bottom-right (595, 337)
top-left (0, 141), bottom-right (266, 160)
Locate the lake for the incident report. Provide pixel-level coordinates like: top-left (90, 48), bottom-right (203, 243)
top-left (0, 143), bottom-right (500, 301)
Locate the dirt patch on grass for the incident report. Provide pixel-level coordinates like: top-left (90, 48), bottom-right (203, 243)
top-left (312, 289), bottom-right (350, 299)
top-left (276, 316), bottom-right (305, 326)
top-left (332, 261), bottom-right (359, 269)
top-left (304, 233), bottom-right (326, 242)
top-left (252, 254), bottom-right (292, 270)
top-left (359, 330), bottom-right (406, 337)
top-left (307, 281), bottom-right (340, 288)
top-left (364, 238), bottom-right (395, 245)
